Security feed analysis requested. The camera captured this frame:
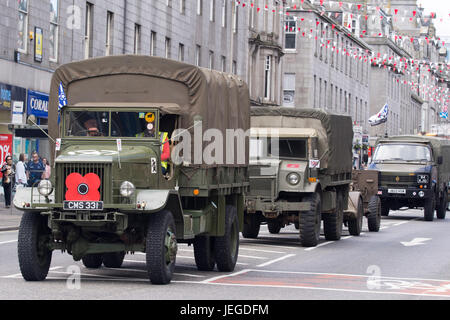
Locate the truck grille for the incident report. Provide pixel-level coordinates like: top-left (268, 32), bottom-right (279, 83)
top-left (249, 177), bottom-right (276, 198)
top-left (380, 175), bottom-right (416, 184)
top-left (55, 163), bottom-right (112, 203)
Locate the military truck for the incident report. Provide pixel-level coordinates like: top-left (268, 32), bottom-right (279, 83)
top-left (15, 55), bottom-right (250, 284)
top-left (243, 107), bottom-right (356, 247)
top-left (370, 135), bottom-right (450, 221)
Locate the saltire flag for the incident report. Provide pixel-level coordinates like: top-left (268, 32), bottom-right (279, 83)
top-left (368, 103), bottom-right (389, 127)
top-left (58, 82), bottom-right (67, 124)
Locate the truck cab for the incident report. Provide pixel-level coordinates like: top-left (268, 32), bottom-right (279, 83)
top-left (370, 136), bottom-right (449, 221)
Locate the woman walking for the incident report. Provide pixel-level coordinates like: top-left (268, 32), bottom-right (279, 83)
top-left (1, 155), bottom-right (15, 208)
top-left (42, 157), bottom-right (51, 180)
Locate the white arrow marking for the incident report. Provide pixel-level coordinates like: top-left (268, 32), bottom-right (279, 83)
top-left (400, 238), bottom-right (432, 247)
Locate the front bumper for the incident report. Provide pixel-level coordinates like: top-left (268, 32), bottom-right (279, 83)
top-left (378, 187), bottom-right (433, 200)
top-left (246, 198), bottom-right (311, 215)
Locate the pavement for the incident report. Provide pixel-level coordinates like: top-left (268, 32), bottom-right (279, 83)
top-left (0, 202), bottom-right (22, 232)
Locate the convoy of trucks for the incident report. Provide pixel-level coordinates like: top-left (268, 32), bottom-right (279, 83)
top-left (13, 55), bottom-right (449, 284)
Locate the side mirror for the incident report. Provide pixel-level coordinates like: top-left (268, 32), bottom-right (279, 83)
top-left (437, 156), bottom-right (443, 165)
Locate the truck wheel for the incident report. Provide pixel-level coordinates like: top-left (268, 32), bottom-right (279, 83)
top-left (18, 212), bottom-right (52, 281)
top-left (424, 196), bottom-right (435, 221)
top-left (436, 190), bottom-right (448, 220)
top-left (381, 201), bottom-right (390, 216)
top-left (323, 191), bottom-right (344, 240)
top-left (193, 235), bottom-right (216, 271)
top-left (103, 252), bottom-right (125, 268)
top-left (294, 222), bottom-right (299, 230)
top-left (214, 205), bottom-right (239, 272)
top-left (82, 254), bottom-right (103, 269)
top-left (348, 194), bottom-right (363, 236)
top-left (146, 210), bottom-right (177, 284)
top-left (267, 221), bottom-right (282, 234)
top-left (242, 213), bottom-right (260, 239)
top-left (367, 196), bottom-right (381, 232)
top-left (299, 193), bottom-right (321, 247)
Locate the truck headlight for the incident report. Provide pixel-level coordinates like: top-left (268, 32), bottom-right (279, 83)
top-left (287, 173), bottom-right (300, 186)
top-left (417, 175), bottom-right (429, 184)
top-left (120, 181), bottom-right (135, 197)
top-left (38, 180), bottom-right (53, 196)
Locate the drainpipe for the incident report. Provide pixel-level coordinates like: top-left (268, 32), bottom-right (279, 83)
top-left (123, 0), bottom-right (128, 54)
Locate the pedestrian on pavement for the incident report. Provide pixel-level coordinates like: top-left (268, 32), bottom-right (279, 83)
top-left (27, 151), bottom-right (44, 187)
top-left (15, 153), bottom-right (28, 187)
top-left (41, 157), bottom-right (51, 180)
top-left (1, 155), bottom-right (15, 208)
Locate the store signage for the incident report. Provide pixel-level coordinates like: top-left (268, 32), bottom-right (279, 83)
top-left (12, 101), bottom-right (24, 124)
top-left (35, 27), bottom-right (43, 63)
top-left (0, 135), bottom-right (12, 175)
top-left (27, 90), bottom-right (49, 118)
top-left (0, 83), bottom-right (26, 110)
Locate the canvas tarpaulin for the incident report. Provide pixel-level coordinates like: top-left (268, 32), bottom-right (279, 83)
top-left (48, 55), bottom-right (250, 167)
top-left (250, 107), bottom-right (354, 174)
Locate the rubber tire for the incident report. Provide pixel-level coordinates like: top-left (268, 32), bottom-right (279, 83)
top-left (323, 191), bottom-right (344, 240)
top-left (214, 205), bottom-right (239, 272)
top-left (193, 235), bottom-right (216, 271)
top-left (242, 213), bottom-right (260, 239)
top-left (424, 196), bottom-right (435, 221)
top-left (348, 195), bottom-right (363, 236)
top-left (103, 252), bottom-right (125, 268)
top-left (381, 201), bottom-right (390, 217)
top-left (18, 212), bottom-right (52, 281)
top-left (436, 190), bottom-right (448, 220)
top-left (82, 254), bottom-right (103, 269)
top-left (367, 196), bottom-right (381, 232)
top-left (267, 221), bottom-right (282, 234)
top-left (299, 193), bottom-right (322, 247)
top-left (294, 222), bottom-right (299, 230)
top-left (146, 210), bottom-right (177, 284)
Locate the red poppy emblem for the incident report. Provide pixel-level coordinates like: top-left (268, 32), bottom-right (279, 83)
top-left (65, 173), bottom-right (101, 201)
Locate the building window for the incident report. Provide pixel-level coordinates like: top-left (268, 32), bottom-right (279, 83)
top-left (264, 56), bottom-right (272, 99)
top-left (134, 24), bottom-right (141, 54)
top-left (17, 0), bottom-right (28, 53)
top-left (49, 0), bottom-right (59, 61)
top-left (313, 75), bottom-right (317, 108)
top-left (150, 31), bottom-right (156, 56)
top-left (221, 56), bottom-right (226, 72)
top-left (178, 43), bottom-right (184, 61)
top-left (232, 60), bottom-right (237, 75)
top-left (195, 45), bottom-right (201, 66)
top-left (209, 50), bottom-right (214, 69)
top-left (249, 3), bottom-right (254, 29)
top-left (165, 37), bottom-right (171, 58)
top-left (180, 0), bottom-right (185, 14)
top-left (197, 0), bottom-right (202, 15)
top-left (167, 0), bottom-right (172, 7)
top-left (210, 0), bottom-right (215, 22)
top-left (285, 17), bottom-right (296, 50)
top-left (84, 2), bottom-right (93, 59)
top-left (221, 0), bottom-right (227, 28)
top-left (105, 11), bottom-right (114, 56)
top-left (283, 73), bottom-right (295, 107)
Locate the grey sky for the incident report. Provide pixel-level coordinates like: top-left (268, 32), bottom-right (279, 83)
top-left (420, 0), bottom-right (450, 40)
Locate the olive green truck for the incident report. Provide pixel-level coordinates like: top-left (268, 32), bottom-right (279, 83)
top-left (370, 135), bottom-right (450, 221)
top-left (243, 107), bottom-right (368, 247)
top-left (14, 56), bottom-right (250, 284)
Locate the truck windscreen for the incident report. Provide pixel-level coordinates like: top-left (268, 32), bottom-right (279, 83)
top-left (373, 144), bottom-right (432, 162)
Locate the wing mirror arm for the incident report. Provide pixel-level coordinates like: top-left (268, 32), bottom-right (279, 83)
top-left (27, 115), bottom-right (56, 143)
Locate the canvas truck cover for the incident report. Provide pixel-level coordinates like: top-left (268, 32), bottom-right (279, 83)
top-left (48, 55), bottom-right (250, 167)
top-left (376, 135), bottom-right (450, 179)
top-left (250, 107), bottom-right (353, 175)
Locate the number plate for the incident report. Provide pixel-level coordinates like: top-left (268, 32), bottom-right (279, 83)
top-left (388, 189), bottom-right (406, 194)
top-left (63, 201), bottom-right (104, 211)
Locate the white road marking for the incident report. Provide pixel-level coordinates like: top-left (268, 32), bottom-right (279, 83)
top-left (400, 238), bottom-right (432, 247)
top-left (202, 269), bottom-right (251, 284)
top-left (3, 266), bottom-right (63, 278)
top-left (0, 239), bottom-right (17, 245)
top-left (256, 254), bottom-right (296, 267)
top-left (239, 247), bottom-right (286, 254)
top-left (304, 241), bottom-right (334, 251)
top-left (237, 254), bottom-right (268, 260)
